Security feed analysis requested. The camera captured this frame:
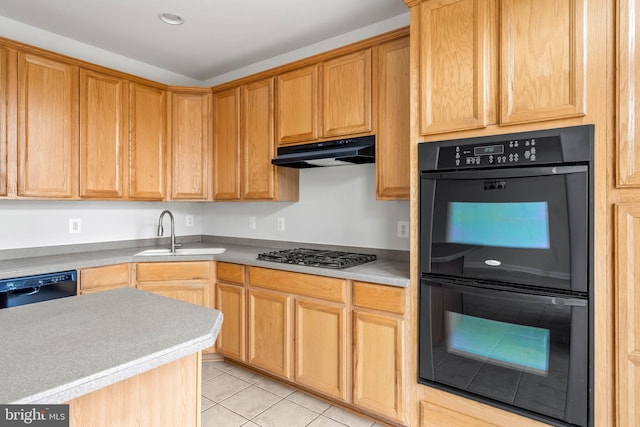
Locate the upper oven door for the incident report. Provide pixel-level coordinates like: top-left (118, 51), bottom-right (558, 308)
top-left (420, 165), bottom-right (589, 293)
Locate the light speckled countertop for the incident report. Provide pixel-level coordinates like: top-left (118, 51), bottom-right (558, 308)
top-left (0, 237), bottom-right (410, 287)
top-left (1, 287), bottom-right (223, 404)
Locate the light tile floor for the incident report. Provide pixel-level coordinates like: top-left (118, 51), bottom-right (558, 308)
top-left (201, 360), bottom-right (386, 427)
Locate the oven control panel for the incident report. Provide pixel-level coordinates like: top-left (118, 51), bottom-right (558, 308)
top-left (437, 135), bottom-right (563, 169)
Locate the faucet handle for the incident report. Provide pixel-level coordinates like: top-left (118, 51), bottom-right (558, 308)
top-left (174, 242), bottom-right (183, 249)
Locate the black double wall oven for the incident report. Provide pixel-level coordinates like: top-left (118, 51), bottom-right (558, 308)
top-left (418, 125), bottom-right (593, 427)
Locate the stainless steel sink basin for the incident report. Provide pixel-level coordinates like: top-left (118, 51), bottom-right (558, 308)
top-left (133, 248), bottom-right (226, 256)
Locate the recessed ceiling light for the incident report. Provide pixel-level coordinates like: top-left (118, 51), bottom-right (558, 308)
top-left (159, 12), bottom-right (184, 25)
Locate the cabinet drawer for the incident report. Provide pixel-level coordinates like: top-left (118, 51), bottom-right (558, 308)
top-left (353, 281), bottom-right (405, 314)
top-left (217, 262), bottom-right (245, 284)
top-left (136, 262), bottom-right (210, 282)
top-left (80, 264), bottom-right (129, 291)
top-left (248, 267), bottom-right (346, 303)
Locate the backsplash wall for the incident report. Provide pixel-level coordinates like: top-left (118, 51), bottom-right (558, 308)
top-left (0, 201), bottom-right (204, 250)
top-left (0, 166), bottom-right (409, 251)
top-left (202, 164), bottom-right (410, 250)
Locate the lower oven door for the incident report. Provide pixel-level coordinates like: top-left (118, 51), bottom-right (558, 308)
top-left (419, 278), bottom-right (589, 427)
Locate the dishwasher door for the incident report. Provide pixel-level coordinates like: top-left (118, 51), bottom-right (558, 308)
top-left (0, 270), bottom-right (77, 309)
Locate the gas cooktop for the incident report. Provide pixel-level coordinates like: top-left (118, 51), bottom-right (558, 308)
top-left (257, 248), bottom-right (376, 269)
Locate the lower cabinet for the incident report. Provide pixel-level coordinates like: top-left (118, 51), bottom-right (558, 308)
top-left (353, 310), bottom-right (405, 421)
top-left (247, 288), bottom-right (292, 379)
top-left (214, 264), bottom-right (409, 424)
top-left (352, 281), bottom-right (407, 424)
top-left (295, 298), bottom-right (347, 401)
top-left (134, 261), bottom-right (216, 353)
top-left (78, 264), bottom-right (130, 294)
top-left (216, 263), bottom-right (247, 361)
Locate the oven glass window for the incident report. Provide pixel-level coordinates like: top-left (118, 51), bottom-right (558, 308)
top-left (426, 285), bottom-right (585, 424)
top-left (447, 202), bottom-right (550, 249)
top-left (446, 311), bottom-right (550, 375)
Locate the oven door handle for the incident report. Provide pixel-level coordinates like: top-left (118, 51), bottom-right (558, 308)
top-left (423, 279), bottom-right (588, 307)
top-left (421, 165), bottom-right (587, 180)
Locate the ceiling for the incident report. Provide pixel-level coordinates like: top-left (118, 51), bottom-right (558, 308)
top-left (0, 0), bottom-right (408, 83)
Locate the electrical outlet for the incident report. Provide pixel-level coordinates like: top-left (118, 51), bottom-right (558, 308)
top-left (69, 218), bottom-right (82, 234)
top-left (248, 216), bottom-right (256, 230)
top-left (186, 215), bottom-right (194, 227)
top-left (397, 220), bottom-right (409, 238)
top-left (277, 217), bottom-right (285, 232)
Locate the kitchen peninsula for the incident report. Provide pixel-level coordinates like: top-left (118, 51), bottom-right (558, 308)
top-left (1, 287), bottom-right (223, 426)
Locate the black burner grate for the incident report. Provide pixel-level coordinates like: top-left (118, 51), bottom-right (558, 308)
top-left (257, 248), bottom-right (376, 269)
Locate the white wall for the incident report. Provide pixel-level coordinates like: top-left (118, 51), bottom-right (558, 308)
top-left (0, 201), bottom-right (204, 250)
top-left (202, 165), bottom-right (410, 250)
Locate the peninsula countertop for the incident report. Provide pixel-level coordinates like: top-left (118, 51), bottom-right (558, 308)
top-left (0, 287), bottom-right (223, 404)
top-left (0, 238), bottom-right (410, 287)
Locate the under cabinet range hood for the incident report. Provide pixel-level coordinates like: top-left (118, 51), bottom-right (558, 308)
top-left (271, 135), bottom-right (375, 168)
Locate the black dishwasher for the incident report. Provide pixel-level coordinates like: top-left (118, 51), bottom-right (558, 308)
top-left (0, 270), bottom-right (77, 309)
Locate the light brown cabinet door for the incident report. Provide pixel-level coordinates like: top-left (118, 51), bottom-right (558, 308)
top-left (129, 82), bottom-right (166, 200)
top-left (419, 0), bottom-right (493, 135)
top-left (294, 299), bottom-right (347, 401)
top-left (500, 0), bottom-right (585, 124)
top-left (242, 78), bottom-right (276, 200)
top-left (79, 264), bottom-right (130, 294)
top-left (277, 65), bottom-right (319, 145)
top-left (134, 262), bottom-right (213, 305)
top-left (353, 309), bottom-right (405, 423)
top-left (137, 282), bottom-right (208, 306)
top-left (170, 90), bottom-right (211, 200)
top-left (615, 203), bottom-right (640, 426)
top-left (17, 52), bottom-right (78, 198)
top-left (0, 46), bottom-right (9, 197)
top-left (79, 69), bottom-right (128, 199)
top-left (376, 37), bottom-right (410, 200)
top-left (212, 88), bottom-right (241, 200)
top-left (248, 288), bottom-right (291, 378)
top-left (216, 282), bottom-right (246, 361)
top-left (617, 0), bottom-right (640, 187)
top-left (323, 49), bottom-right (371, 137)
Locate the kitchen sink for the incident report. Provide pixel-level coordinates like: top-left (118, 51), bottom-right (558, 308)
top-left (133, 248), bottom-right (226, 256)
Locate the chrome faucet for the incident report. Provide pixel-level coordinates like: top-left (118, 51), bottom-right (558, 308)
top-left (157, 210), bottom-right (182, 254)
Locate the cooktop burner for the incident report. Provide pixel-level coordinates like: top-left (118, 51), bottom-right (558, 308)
top-left (257, 248), bottom-right (376, 269)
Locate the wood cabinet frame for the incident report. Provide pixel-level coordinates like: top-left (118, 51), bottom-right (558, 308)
top-left (500, 0), bottom-right (586, 124)
top-left (17, 52), bottom-right (79, 198)
top-left (79, 69), bottom-right (129, 199)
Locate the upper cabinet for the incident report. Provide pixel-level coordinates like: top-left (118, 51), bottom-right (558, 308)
top-left (242, 78), bottom-right (277, 200)
top-left (168, 89), bottom-right (211, 200)
top-left (376, 37), bottom-right (410, 200)
top-left (213, 79), bottom-right (299, 202)
top-left (419, 0), bottom-right (586, 135)
top-left (617, 0), bottom-right (640, 187)
top-left (500, 0), bottom-right (585, 124)
top-left (276, 49), bottom-right (373, 146)
top-left (17, 52), bottom-right (79, 198)
top-left (420, 0), bottom-right (494, 134)
top-left (242, 78), bottom-right (299, 201)
top-left (276, 65), bottom-right (319, 144)
top-left (0, 29), bottom-right (407, 202)
top-left (323, 49), bottom-right (372, 138)
top-left (129, 82), bottom-right (167, 200)
top-left (79, 69), bottom-right (128, 199)
top-left (212, 87), bottom-right (242, 200)
top-left (0, 47), bottom-right (9, 197)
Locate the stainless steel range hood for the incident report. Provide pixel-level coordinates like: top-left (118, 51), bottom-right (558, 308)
top-left (271, 135), bottom-right (375, 168)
